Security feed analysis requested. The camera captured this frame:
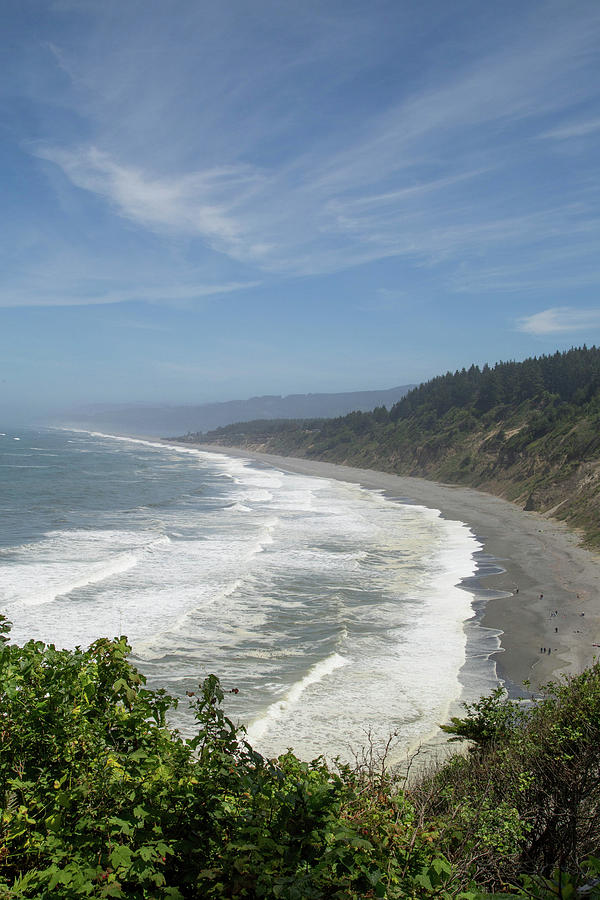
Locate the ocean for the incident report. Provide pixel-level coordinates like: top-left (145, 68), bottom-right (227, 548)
top-left (0, 427), bottom-right (501, 762)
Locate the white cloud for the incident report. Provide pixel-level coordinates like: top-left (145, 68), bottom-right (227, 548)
top-left (35, 145), bottom-right (260, 245)
top-left (517, 307), bottom-right (600, 335)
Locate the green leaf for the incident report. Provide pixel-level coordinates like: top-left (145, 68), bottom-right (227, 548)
top-left (109, 845), bottom-right (133, 871)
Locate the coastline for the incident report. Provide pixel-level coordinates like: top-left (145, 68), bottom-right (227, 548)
top-left (179, 442), bottom-right (600, 693)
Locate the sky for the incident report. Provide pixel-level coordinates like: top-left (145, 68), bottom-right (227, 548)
top-left (2, 0), bottom-right (600, 421)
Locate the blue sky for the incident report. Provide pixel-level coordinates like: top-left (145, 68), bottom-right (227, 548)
top-left (2, 0), bottom-right (600, 420)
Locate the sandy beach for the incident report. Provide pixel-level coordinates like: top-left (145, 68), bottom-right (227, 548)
top-left (183, 443), bottom-right (600, 694)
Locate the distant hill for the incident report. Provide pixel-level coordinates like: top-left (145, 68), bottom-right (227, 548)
top-left (56, 386), bottom-right (415, 437)
top-left (187, 347), bottom-right (600, 547)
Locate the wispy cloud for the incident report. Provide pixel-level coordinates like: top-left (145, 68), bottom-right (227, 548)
top-left (10, 0), bottom-right (600, 307)
top-left (540, 117), bottom-right (600, 140)
top-left (33, 3), bottom-right (600, 285)
top-left (517, 307), bottom-right (600, 335)
top-left (34, 145), bottom-right (261, 246)
top-left (0, 278), bottom-right (259, 308)
top-left (451, 228), bottom-right (600, 295)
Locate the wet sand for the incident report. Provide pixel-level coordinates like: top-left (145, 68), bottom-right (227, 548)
top-left (183, 443), bottom-right (600, 692)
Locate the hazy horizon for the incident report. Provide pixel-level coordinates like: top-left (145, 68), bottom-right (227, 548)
top-left (2, 1), bottom-right (600, 422)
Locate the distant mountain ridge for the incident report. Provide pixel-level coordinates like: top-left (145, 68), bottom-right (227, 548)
top-left (56, 386), bottom-right (415, 436)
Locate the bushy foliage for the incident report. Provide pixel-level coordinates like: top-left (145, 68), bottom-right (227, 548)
top-left (2, 615), bottom-right (599, 898)
top-left (0, 618), bottom-right (472, 899)
top-left (411, 664), bottom-right (600, 895)
top-left (439, 686), bottom-right (521, 748)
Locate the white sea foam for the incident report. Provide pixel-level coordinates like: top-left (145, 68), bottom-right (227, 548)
top-left (0, 464), bottom-right (51, 468)
top-left (6, 429), bottom-right (494, 762)
top-left (246, 653), bottom-right (348, 744)
top-left (225, 486), bottom-right (483, 761)
top-left (1, 532), bottom-right (171, 609)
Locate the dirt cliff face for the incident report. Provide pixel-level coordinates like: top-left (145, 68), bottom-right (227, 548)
top-left (400, 428), bottom-right (600, 549)
top-left (511, 459), bottom-right (600, 545)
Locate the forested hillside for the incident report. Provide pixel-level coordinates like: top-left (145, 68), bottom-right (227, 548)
top-left (182, 347), bottom-right (600, 546)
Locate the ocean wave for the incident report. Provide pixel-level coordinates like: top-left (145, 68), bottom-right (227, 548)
top-left (2, 532), bottom-right (171, 608)
top-left (0, 464), bottom-right (51, 468)
top-left (131, 576), bottom-right (248, 659)
top-left (246, 653), bottom-right (348, 744)
top-left (4, 552), bottom-right (141, 608)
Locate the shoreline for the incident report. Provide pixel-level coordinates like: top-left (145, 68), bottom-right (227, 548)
top-left (179, 442), bottom-right (600, 693)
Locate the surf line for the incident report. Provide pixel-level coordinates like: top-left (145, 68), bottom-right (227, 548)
top-left (246, 652), bottom-right (347, 744)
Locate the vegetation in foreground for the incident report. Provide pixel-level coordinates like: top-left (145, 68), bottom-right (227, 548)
top-left (1, 617), bottom-right (599, 899)
top-left (188, 346), bottom-right (600, 547)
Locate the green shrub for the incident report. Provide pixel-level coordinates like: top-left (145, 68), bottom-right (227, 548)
top-left (413, 665), bottom-right (600, 893)
top-left (0, 618), bottom-right (464, 899)
top-left (2, 614), bottom-right (599, 898)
